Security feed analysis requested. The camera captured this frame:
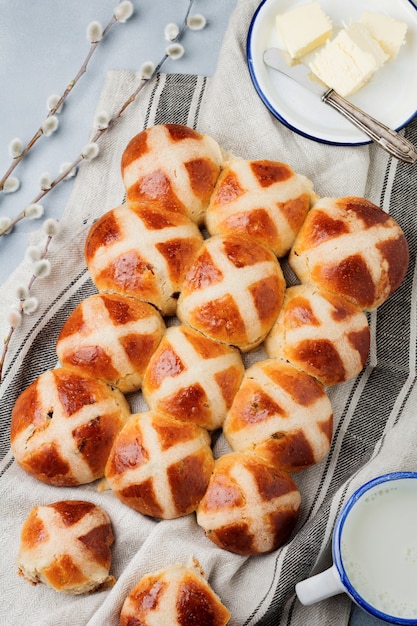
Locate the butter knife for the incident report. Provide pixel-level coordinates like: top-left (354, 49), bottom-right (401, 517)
top-left (263, 48), bottom-right (417, 164)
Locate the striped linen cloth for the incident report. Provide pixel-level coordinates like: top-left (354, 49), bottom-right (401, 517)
top-left (1, 1), bottom-right (416, 624)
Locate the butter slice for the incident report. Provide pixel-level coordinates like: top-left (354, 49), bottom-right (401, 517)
top-left (275, 1), bottom-right (332, 59)
top-left (360, 11), bottom-right (407, 60)
top-left (309, 23), bottom-right (388, 97)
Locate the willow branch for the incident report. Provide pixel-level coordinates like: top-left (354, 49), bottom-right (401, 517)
top-left (0, 0), bottom-right (202, 383)
top-left (0, 234), bottom-right (53, 383)
top-left (0, 0), bottom-right (198, 237)
top-left (0, 11), bottom-right (120, 192)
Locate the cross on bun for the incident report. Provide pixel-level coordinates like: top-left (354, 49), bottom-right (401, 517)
top-left (56, 293), bottom-right (165, 393)
top-left (289, 196), bottom-right (409, 310)
top-left (10, 123), bottom-right (411, 586)
top-left (84, 203), bottom-right (203, 316)
top-left (177, 234), bottom-right (286, 352)
top-left (223, 359), bottom-right (333, 472)
top-left (121, 123), bottom-right (223, 225)
top-left (196, 453), bottom-right (301, 555)
top-left (105, 410), bottom-right (215, 519)
top-left (142, 324), bottom-right (245, 430)
top-left (18, 500), bottom-right (115, 595)
top-left (265, 284), bottom-right (370, 386)
top-left (205, 158), bottom-right (316, 257)
top-left (10, 368), bottom-right (130, 486)
top-left (120, 560), bottom-right (230, 625)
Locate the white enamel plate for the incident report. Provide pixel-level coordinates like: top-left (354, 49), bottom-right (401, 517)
top-left (247, 0), bottom-right (417, 145)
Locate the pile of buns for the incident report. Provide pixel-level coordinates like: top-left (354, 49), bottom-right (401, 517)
top-left (11, 124), bottom-right (408, 613)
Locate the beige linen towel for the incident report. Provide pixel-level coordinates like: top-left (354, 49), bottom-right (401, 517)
top-left (1, 1), bottom-right (416, 624)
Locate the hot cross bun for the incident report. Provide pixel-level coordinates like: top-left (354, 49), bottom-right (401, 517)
top-left (84, 203), bottom-right (203, 316)
top-left (265, 284), bottom-right (370, 386)
top-left (142, 324), bottom-right (245, 430)
top-left (176, 234), bottom-right (286, 352)
top-left (121, 123), bottom-right (223, 225)
top-left (10, 368), bottom-right (130, 486)
top-left (205, 158), bottom-right (316, 257)
top-left (196, 452), bottom-right (301, 555)
top-left (289, 196), bottom-right (409, 310)
top-left (223, 359), bottom-right (333, 472)
top-left (18, 500), bottom-right (115, 594)
top-left (105, 410), bottom-right (215, 519)
top-left (120, 560), bottom-right (230, 626)
top-left (56, 293), bottom-right (165, 393)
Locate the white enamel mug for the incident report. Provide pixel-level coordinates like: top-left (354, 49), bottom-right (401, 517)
top-left (296, 472), bottom-right (417, 624)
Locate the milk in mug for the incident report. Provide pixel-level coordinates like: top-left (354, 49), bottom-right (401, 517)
top-left (340, 478), bottom-right (417, 619)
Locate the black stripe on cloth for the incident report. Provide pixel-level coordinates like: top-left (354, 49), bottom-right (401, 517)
top-left (153, 74), bottom-right (200, 126)
top-left (143, 73), bottom-right (205, 133)
top-left (0, 271), bottom-right (97, 462)
top-left (254, 117), bottom-right (417, 626)
top-left (0, 454), bottom-right (14, 480)
top-left (193, 76), bottom-right (208, 129)
top-left (143, 72), bottom-right (162, 128)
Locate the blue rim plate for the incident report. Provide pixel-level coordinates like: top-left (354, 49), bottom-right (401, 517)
top-left (333, 472), bottom-right (417, 624)
top-left (247, 0), bottom-right (417, 146)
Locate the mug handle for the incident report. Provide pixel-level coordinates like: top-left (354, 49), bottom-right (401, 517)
top-left (295, 564), bottom-right (345, 605)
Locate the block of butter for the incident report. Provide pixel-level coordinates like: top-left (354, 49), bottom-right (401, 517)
top-left (360, 11), bottom-right (407, 60)
top-left (309, 22), bottom-right (389, 97)
top-left (275, 1), bottom-right (332, 60)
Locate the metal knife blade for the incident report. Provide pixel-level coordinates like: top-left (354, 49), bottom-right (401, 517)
top-left (263, 48), bottom-right (325, 96)
top-left (263, 47), bottom-right (417, 164)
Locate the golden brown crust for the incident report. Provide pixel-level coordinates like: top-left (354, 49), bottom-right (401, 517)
top-left (177, 234), bottom-right (286, 352)
top-left (120, 562), bottom-right (230, 625)
top-left (84, 203), bottom-right (203, 316)
top-left (18, 500), bottom-right (115, 594)
top-left (15, 124), bottom-right (410, 590)
top-left (205, 158), bottom-right (316, 257)
top-left (10, 368), bottom-right (130, 486)
top-left (105, 411), bottom-right (214, 519)
top-left (196, 453), bottom-right (301, 555)
top-left (121, 124), bottom-right (223, 225)
top-left (56, 293), bottom-right (165, 393)
top-left (142, 325), bottom-right (244, 430)
top-left (223, 359), bottom-right (333, 472)
top-left (265, 284), bottom-right (370, 386)
top-left (289, 196), bottom-right (409, 310)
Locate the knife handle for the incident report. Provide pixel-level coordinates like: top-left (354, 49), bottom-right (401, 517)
top-left (323, 89), bottom-right (417, 164)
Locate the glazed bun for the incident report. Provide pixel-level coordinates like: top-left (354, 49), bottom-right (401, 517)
top-left (196, 453), bottom-right (301, 555)
top-left (56, 293), bottom-right (165, 393)
top-left (121, 123), bottom-right (223, 225)
top-left (105, 410), bottom-right (214, 519)
top-left (84, 203), bottom-right (203, 316)
top-left (265, 284), bottom-right (370, 386)
top-left (142, 324), bottom-right (245, 430)
top-left (18, 500), bottom-right (115, 595)
top-left (205, 158), bottom-right (316, 257)
top-left (223, 359), bottom-right (333, 472)
top-left (10, 368), bottom-right (130, 486)
top-left (120, 560), bottom-right (230, 626)
top-left (289, 196), bottom-right (409, 310)
top-left (177, 234), bottom-right (286, 352)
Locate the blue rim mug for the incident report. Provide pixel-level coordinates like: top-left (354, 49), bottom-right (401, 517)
top-left (295, 472), bottom-right (417, 624)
